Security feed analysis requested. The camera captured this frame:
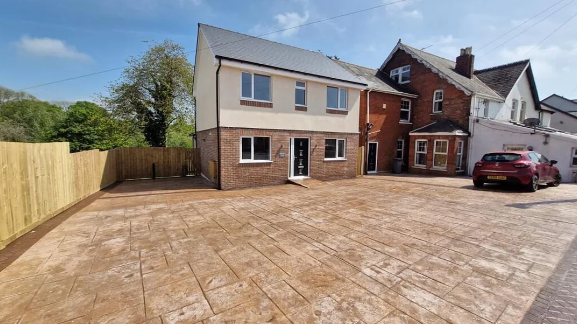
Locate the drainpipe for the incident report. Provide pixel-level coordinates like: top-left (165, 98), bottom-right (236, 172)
top-left (467, 94), bottom-right (476, 175)
top-left (365, 89), bottom-right (372, 175)
top-left (216, 58), bottom-right (222, 190)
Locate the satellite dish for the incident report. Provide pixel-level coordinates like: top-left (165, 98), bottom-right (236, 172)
top-left (523, 118), bottom-right (541, 127)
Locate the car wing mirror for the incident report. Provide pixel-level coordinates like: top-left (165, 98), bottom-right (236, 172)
top-left (550, 160), bottom-right (558, 165)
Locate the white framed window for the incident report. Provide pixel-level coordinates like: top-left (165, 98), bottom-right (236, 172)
top-left (391, 65), bottom-right (410, 84)
top-left (240, 136), bottom-right (271, 162)
top-left (519, 101), bottom-right (527, 122)
top-left (478, 99), bottom-right (489, 118)
top-left (396, 139), bottom-right (404, 159)
top-left (325, 139), bottom-right (346, 160)
top-left (456, 141), bottom-right (464, 171)
top-left (327, 87), bottom-right (347, 110)
top-left (572, 148), bottom-right (577, 167)
top-left (433, 140), bottom-right (448, 169)
top-left (511, 99), bottom-right (518, 120)
top-left (241, 72), bottom-right (271, 101)
top-left (400, 99), bottom-right (411, 122)
top-left (433, 90), bottom-right (443, 113)
top-left (295, 81), bottom-right (306, 106)
top-left (415, 140), bottom-right (427, 167)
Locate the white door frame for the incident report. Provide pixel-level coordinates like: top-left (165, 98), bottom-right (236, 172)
top-left (289, 137), bottom-right (311, 179)
top-left (367, 141), bottom-right (378, 174)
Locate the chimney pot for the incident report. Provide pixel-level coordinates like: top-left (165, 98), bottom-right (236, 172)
top-left (456, 46), bottom-right (475, 78)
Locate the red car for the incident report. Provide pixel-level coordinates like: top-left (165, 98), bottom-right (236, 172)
top-left (473, 151), bottom-right (561, 192)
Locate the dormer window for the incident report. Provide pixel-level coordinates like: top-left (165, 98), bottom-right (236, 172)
top-left (391, 66), bottom-right (410, 84)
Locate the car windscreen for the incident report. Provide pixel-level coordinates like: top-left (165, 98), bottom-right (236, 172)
top-left (482, 153), bottom-right (522, 162)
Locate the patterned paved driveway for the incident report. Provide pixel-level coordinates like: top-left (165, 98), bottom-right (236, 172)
top-left (0, 175), bottom-right (576, 324)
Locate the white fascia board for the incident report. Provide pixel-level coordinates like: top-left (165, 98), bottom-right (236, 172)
top-left (220, 59), bottom-right (366, 90)
top-left (409, 132), bottom-right (468, 136)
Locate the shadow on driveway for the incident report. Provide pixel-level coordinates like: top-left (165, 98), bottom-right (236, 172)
top-left (506, 199), bottom-right (577, 209)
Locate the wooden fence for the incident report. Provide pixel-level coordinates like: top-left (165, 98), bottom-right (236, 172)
top-left (0, 142), bottom-right (200, 250)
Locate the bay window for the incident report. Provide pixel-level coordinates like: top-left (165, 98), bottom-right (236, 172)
top-left (433, 140), bottom-right (448, 169)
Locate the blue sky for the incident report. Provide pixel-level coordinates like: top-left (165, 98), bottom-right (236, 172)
top-left (1, 0), bottom-right (576, 102)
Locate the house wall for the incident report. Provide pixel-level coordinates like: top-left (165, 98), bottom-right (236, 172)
top-left (469, 119), bottom-right (577, 183)
top-left (219, 127), bottom-right (358, 190)
top-left (218, 65), bottom-right (361, 133)
top-left (196, 128), bottom-right (218, 184)
top-left (381, 50), bottom-right (471, 130)
top-left (359, 90), bottom-right (412, 172)
top-left (550, 113), bottom-right (577, 134)
top-left (491, 70), bottom-right (539, 123)
top-left (194, 30), bottom-right (218, 131)
top-left (408, 135), bottom-right (468, 176)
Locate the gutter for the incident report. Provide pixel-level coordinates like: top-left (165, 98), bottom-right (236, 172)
top-left (216, 58), bottom-right (222, 190)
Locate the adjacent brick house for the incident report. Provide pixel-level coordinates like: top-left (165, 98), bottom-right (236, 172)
top-left (193, 24), bottom-right (366, 190)
top-left (345, 41), bottom-right (549, 177)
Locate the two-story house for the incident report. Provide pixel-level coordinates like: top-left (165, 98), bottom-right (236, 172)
top-left (193, 24), bottom-right (366, 190)
top-left (369, 41), bottom-right (556, 177)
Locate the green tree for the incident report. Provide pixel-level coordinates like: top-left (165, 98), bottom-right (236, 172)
top-left (167, 116), bottom-right (194, 148)
top-left (52, 101), bottom-right (146, 152)
top-left (102, 40), bottom-right (194, 147)
top-left (0, 85), bottom-right (36, 104)
top-left (0, 99), bottom-right (64, 141)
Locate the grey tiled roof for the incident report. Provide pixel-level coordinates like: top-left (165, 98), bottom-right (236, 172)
top-left (396, 44), bottom-right (503, 100)
top-left (411, 118), bottom-right (470, 135)
top-left (334, 60), bottom-right (416, 96)
top-left (475, 60), bottom-right (529, 99)
top-left (542, 94), bottom-right (577, 114)
top-left (199, 24), bottom-right (365, 85)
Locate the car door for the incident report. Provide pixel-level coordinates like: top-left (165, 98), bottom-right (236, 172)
top-left (528, 152), bottom-right (545, 181)
top-left (538, 153), bottom-right (552, 180)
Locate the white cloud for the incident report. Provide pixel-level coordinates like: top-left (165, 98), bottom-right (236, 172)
top-left (251, 11), bottom-right (310, 39)
top-left (275, 11), bottom-right (310, 37)
top-left (385, 0), bottom-right (422, 20)
top-left (16, 36), bottom-right (91, 61)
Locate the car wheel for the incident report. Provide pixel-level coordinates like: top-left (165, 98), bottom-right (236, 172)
top-left (526, 174), bottom-right (539, 192)
top-left (548, 174), bottom-right (562, 187)
top-left (473, 180), bottom-right (484, 188)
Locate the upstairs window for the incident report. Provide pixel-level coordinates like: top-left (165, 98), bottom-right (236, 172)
top-left (391, 65), bottom-right (410, 84)
top-left (511, 99), bottom-right (518, 120)
top-left (478, 99), bottom-right (489, 118)
top-left (325, 139), bottom-right (346, 159)
top-left (327, 87), bottom-right (347, 110)
top-left (519, 101), bottom-right (527, 122)
top-left (433, 90), bottom-right (443, 113)
top-left (241, 136), bottom-right (271, 162)
top-left (241, 72), bottom-right (271, 101)
top-left (400, 99), bottom-right (411, 122)
top-left (295, 81), bottom-right (306, 106)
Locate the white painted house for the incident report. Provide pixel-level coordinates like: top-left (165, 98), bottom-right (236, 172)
top-left (467, 61), bottom-right (577, 183)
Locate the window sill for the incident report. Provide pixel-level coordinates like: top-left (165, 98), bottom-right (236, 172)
top-left (324, 158), bottom-right (347, 162)
top-left (412, 165), bottom-right (427, 169)
top-left (431, 112), bottom-right (442, 115)
top-left (431, 167), bottom-right (448, 171)
top-left (239, 160), bottom-right (273, 164)
top-left (240, 99), bottom-right (273, 108)
top-left (399, 81), bottom-right (411, 84)
top-left (326, 108), bottom-right (348, 115)
top-left (295, 105), bottom-right (307, 112)
top-left (399, 121), bottom-right (412, 125)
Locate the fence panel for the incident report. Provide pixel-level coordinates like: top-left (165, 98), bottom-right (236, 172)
top-left (0, 143), bottom-right (200, 250)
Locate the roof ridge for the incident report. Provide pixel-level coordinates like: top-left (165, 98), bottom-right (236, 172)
top-left (475, 60), bottom-right (530, 73)
top-left (335, 60), bottom-right (378, 71)
top-left (547, 93), bottom-right (577, 106)
top-left (401, 43), bottom-right (457, 64)
top-left (199, 23), bottom-right (326, 57)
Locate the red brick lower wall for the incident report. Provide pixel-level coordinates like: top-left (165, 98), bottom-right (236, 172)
top-left (197, 128), bottom-right (218, 184)
top-left (408, 135), bottom-right (468, 176)
top-left (219, 127), bottom-right (358, 190)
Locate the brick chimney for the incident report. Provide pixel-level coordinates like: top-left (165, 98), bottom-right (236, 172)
top-left (455, 47), bottom-right (474, 78)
